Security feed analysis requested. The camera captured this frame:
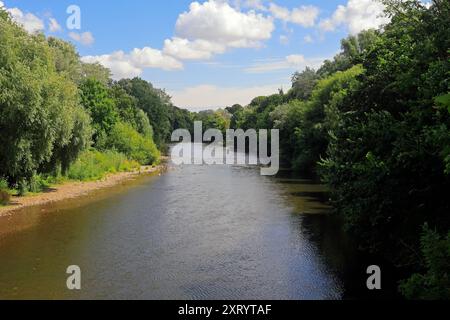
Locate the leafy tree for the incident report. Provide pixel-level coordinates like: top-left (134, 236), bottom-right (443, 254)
top-left (79, 79), bottom-right (119, 146)
top-left (80, 62), bottom-right (111, 85)
top-left (321, 0), bottom-right (450, 274)
top-left (288, 67), bottom-right (320, 101)
top-left (117, 78), bottom-right (172, 147)
top-left (0, 10), bottom-right (91, 184)
top-left (317, 30), bottom-right (379, 77)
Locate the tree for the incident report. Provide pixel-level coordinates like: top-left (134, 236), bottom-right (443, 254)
top-left (117, 78), bottom-right (172, 148)
top-left (79, 79), bottom-right (119, 147)
top-left (321, 0), bottom-right (450, 276)
top-left (288, 67), bottom-right (320, 101)
top-left (0, 10), bottom-right (91, 184)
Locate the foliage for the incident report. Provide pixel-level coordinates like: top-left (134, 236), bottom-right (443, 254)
top-left (79, 78), bottom-right (119, 146)
top-left (67, 150), bottom-right (140, 181)
top-left (117, 78), bottom-right (172, 147)
top-left (288, 67), bottom-right (320, 101)
top-left (0, 178), bottom-right (10, 205)
top-left (106, 122), bottom-right (160, 165)
top-left (227, 0), bottom-right (450, 299)
top-left (399, 225), bottom-right (450, 300)
top-left (0, 12), bottom-right (92, 185)
top-left (194, 109), bottom-right (231, 135)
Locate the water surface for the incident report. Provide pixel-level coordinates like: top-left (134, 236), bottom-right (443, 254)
top-left (0, 146), bottom-right (370, 299)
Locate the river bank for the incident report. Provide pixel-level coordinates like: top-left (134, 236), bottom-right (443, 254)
top-left (0, 163), bottom-right (167, 218)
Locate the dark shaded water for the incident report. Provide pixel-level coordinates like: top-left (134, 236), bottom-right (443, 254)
top-left (0, 147), bottom-right (393, 300)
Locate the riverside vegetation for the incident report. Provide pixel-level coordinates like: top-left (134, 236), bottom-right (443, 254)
top-left (0, 1), bottom-right (449, 299)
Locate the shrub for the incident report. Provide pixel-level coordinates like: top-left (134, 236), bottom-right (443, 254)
top-left (0, 178), bottom-right (10, 205)
top-left (106, 122), bottom-right (160, 165)
top-left (29, 174), bottom-right (51, 193)
top-left (399, 225), bottom-right (450, 300)
top-left (67, 150), bottom-right (140, 181)
top-left (0, 190), bottom-right (10, 205)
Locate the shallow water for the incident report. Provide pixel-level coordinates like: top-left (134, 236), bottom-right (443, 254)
top-left (0, 146), bottom-right (387, 300)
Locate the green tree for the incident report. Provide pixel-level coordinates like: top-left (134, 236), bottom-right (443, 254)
top-left (79, 79), bottom-right (119, 147)
top-left (0, 10), bottom-right (91, 185)
top-left (321, 0), bottom-right (450, 275)
top-left (117, 78), bottom-right (172, 147)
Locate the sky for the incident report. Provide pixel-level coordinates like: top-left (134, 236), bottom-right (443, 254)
top-left (0, 0), bottom-right (393, 110)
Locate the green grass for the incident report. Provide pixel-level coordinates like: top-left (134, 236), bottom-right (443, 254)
top-left (67, 149), bottom-right (140, 181)
top-left (0, 150), bottom-right (143, 202)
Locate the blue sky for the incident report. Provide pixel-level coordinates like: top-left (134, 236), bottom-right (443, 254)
top-left (1, 0), bottom-right (391, 110)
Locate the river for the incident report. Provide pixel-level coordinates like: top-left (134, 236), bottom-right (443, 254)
top-left (0, 144), bottom-right (382, 300)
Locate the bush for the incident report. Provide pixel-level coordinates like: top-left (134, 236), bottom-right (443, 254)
top-left (0, 178), bottom-right (10, 205)
top-left (0, 190), bottom-right (10, 205)
top-left (29, 174), bottom-right (51, 193)
top-left (106, 122), bottom-right (160, 165)
top-left (67, 150), bottom-right (140, 181)
top-left (399, 225), bottom-right (450, 300)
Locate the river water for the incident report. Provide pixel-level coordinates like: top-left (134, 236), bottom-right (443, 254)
top-left (0, 145), bottom-right (376, 300)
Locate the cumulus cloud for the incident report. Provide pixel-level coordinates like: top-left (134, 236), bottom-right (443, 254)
top-left (170, 83), bottom-right (289, 111)
top-left (269, 3), bottom-right (319, 27)
top-left (69, 31), bottom-right (95, 46)
top-left (82, 51), bottom-right (142, 80)
top-left (5, 6), bottom-right (44, 33)
top-left (82, 47), bottom-right (183, 80)
top-left (130, 47), bottom-right (183, 70)
top-left (177, 1), bottom-right (273, 44)
top-left (48, 17), bottom-right (62, 32)
top-left (164, 0), bottom-right (274, 61)
top-left (244, 55), bottom-right (324, 73)
top-left (319, 0), bottom-right (390, 35)
top-left (163, 37), bottom-right (226, 60)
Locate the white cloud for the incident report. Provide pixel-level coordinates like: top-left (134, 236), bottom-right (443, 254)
top-left (269, 3), bottom-right (290, 21)
top-left (48, 17), bottom-right (62, 32)
top-left (82, 47), bottom-right (183, 80)
top-left (82, 51), bottom-right (142, 79)
top-left (163, 37), bottom-right (226, 60)
top-left (319, 0), bottom-right (390, 35)
top-left (176, 0), bottom-right (274, 47)
top-left (130, 47), bottom-right (183, 70)
top-left (269, 3), bottom-right (319, 27)
top-left (6, 7), bottom-right (44, 33)
top-left (69, 31), bottom-right (95, 46)
top-left (244, 55), bottom-right (324, 73)
top-left (162, 0), bottom-right (274, 61)
top-left (170, 83), bottom-right (289, 111)
top-left (0, 1), bottom-right (4, 8)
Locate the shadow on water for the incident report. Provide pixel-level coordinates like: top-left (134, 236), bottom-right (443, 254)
top-left (274, 170), bottom-right (401, 300)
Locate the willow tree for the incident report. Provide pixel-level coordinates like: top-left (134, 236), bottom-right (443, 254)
top-left (0, 10), bottom-right (92, 184)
